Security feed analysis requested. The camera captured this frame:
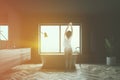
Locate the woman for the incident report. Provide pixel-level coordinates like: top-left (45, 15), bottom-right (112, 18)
top-left (64, 22), bottom-right (73, 71)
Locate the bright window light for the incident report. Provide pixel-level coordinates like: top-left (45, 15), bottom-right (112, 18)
top-left (41, 25), bottom-right (59, 52)
top-left (0, 25), bottom-right (8, 40)
top-left (39, 24), bottom-right (81, 53)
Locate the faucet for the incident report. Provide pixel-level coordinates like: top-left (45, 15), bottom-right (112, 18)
top-left (74, 47), bottom-right (80, 54)
top-left (75, 47), bottom-right (80, 49)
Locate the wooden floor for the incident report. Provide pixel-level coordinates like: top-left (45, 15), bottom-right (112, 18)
top-left (1, 64), bottom-right (120, 80)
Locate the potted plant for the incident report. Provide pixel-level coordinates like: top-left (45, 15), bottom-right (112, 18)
top-left (105, 37), bottom-right (116, 65)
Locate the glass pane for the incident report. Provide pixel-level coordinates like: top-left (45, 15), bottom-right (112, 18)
top-left (61, 25), bottom-right (80, 52)
top-left (0, 25), bottom-right (8, 40)
top-left (41, 25), bottom-right (59, 52)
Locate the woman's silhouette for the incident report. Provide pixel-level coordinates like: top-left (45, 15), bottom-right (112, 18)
top-left (64, 22), bottom-right (73, 71)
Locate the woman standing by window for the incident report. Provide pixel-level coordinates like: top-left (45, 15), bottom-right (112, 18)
top-left (64, 22), bottom-right (73, 71)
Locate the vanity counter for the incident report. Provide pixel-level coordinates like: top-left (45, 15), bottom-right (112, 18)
top-left (0, 48), bottom-right (31, 74)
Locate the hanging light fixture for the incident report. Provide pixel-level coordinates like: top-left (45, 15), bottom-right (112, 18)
top-left (44, 32), bottom-right (48, 37)
top-left (41, 32), bottom-right (48, 38)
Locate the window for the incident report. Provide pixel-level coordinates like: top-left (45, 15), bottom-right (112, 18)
top-left (39, 24), bottom-right (81, 53)
top-left (40, 25), bottom-right (59, 52)
top-left (0, 25), bottom-right (8, 40)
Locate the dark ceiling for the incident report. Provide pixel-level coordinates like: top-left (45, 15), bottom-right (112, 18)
top-left (1, 0), bottom-right (120, 16)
